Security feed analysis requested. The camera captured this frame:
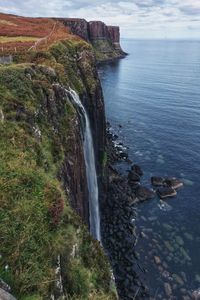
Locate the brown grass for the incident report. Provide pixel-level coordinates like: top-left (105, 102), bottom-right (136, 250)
top-left (0, 13), bottom-right (81, 54)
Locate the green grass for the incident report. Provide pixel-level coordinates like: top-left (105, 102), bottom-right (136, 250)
top-left (0, 36), bottom-right (39, 43)
top-left (0, 48), bottom-right (116, 299)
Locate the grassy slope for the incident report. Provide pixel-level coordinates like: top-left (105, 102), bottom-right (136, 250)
top-left (0, 13), bottom-right (80, 53)
top-left (0, 37), bottom-right (116, 300)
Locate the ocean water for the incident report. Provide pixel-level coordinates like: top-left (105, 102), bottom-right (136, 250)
top-left (99, 40), bottom-right (200, 298)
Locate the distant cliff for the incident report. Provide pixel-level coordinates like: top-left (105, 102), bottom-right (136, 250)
top-left (56, 18), bottom-right (127, 62)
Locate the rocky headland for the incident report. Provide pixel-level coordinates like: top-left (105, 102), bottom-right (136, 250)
top-left (56, 18), bottom-right (127, 62)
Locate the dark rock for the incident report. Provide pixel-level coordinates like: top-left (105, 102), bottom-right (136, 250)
top-left (128, 171), bottom-right (140, 183)
top-left (157, 187), bottom-right (177, 199)
top-left (119, 151), bottom-right (128, 160)
top-left (131, 164), bottom-right (143, 177)
top-left (151, 176), bottom-right (164, 186)
top-left (164, 177), bottom-right (183, 189)
top-left (0, 288), bottom-right (16, 300)
top-left (127, 194), bottom-right (137, 206)
top-left (135, 186), bottom-right (155, 201)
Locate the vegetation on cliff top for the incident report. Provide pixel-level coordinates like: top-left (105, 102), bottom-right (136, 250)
top-left (0, 36), bottom-right (116, 299)
top-left (0, 13), bottom-right (80, 53)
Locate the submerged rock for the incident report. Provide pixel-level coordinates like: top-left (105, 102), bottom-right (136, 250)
top-left (172, 274), bottom-right (184, 286)
top-left (164, 241), bottom-right (174, 252)
top-left (195, 275), bottom-right (200, 283)
top-left (164, 282), bottom-right (172, 297)
top-left (135, 186), bottom-right (155, 201)
top-left (184, 232), bottom-right (194, 241)
top-left (175, 236), bottom-right (184, 246)
top-left (157, 187), bottom-right (177, 199)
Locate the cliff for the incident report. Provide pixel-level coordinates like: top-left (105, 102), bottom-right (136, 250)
top-left (0, 36), bottom-right (115, 299)
top-left (57, 18), bottom-right (127, 62)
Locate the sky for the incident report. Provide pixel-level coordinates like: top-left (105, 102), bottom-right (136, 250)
top-left (0, 0), bottom-right (200, 39)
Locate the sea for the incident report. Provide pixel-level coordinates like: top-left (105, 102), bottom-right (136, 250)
top-left (99, 39), bottom-right (200, 299)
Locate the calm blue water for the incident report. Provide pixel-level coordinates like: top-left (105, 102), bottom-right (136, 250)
top-left (99, 40), bottom-right (200, 298)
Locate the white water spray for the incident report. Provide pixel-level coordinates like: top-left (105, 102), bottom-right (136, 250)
top-left (67, 88), bottom-right (100, 241)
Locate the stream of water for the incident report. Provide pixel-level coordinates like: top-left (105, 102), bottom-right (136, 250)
top-left (68, 88), bottom-right (100, 241)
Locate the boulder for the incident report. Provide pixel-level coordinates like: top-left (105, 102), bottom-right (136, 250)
top-left (0, 289), bottom-right (16, 300)
top-left (151, 176), bottom-right (164, 186)
top-left (157, 187), bottom-right (177, 199)
top-left (131, 164), bottom-right (143, 177)
top-left (164, 177), bottom-right (183, 189)
top-left (135, 186), bottom-right (155, 201)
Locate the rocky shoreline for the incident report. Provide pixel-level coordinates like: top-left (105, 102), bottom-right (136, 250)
top-left (101, 122), bottom-right (191, 300)
top-left (101, 123), bottom-right (149, 300)
top-left (96, 52), bottom-right (128, 66)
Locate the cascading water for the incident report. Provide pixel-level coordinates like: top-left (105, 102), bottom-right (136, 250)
top-left (67, 88), bottom-right (100, 241)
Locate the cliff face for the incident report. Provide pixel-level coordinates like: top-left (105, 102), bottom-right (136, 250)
top-left (56, 18), bottom-right (126, 62)
top-left (107, 26), bottom-right (123, 50)
top-left (56, 18), bottom-right (89, 41)
top-left (88, 21), bottom-right (110, 40)
top-left (107, 26), bottom-right (120, 43)
top-left (0, 39), bottom-right (115, 299)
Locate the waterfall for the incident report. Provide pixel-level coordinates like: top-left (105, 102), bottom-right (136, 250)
top-left (67, 88), bottom-right (100, 241)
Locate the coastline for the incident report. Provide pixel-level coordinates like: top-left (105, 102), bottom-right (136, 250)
top-left (101, 122), bottom-right (148, 299)
top-left (96, 52), bottom-right (128, 65)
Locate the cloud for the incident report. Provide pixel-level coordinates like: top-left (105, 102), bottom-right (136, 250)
top-left (0, 0), bottom-right (200, 39)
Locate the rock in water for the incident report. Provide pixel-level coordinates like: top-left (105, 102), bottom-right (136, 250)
top-left (131, 164), bottom-right (143, 176)
top-left (151, 176), bottom-right (165, 186)
top-left (128, 171), bottom-right (140, 183)
top-left (157, 187), bottom-right (177, 199)
top-left (164, 177), bottom-right (183, 189)
top-left (154, 256), bottom-right (161, 264)
top-left (136, 186), bottom-right (155, 201)
top-left (0, 288), bottom-right (16, 300)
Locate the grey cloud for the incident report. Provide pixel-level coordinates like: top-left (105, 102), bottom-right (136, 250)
top-left (179, 6), bottom-right (200, 16)
top-left (133, 0), bottom-right (166, 8)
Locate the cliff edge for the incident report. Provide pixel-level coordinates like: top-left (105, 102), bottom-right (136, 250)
top-left (57, 18), bottom-right (127, 62)
top-left (0, 13), bottom-right (117, 300)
